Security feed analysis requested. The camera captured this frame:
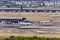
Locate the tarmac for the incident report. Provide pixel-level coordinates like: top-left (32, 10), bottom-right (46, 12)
top-left (0, 22), bottom-right (60, 34)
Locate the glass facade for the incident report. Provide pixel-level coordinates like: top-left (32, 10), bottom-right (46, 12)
top-left (0, 0), bottom-right (59, 9)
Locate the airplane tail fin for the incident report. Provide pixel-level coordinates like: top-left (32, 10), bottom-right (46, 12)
top-left (50, 20), bottom-right (53, 22)
top-left (33, 29), bottom-right (37, 32)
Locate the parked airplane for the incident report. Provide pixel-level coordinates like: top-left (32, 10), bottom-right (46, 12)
top-left (40, 20), bottom-right (53, 26)
top-left (19, 21), bottom-right (32, 26)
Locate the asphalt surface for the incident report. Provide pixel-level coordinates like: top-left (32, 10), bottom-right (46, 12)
top-left (0, 22), bottom-right (59, 34)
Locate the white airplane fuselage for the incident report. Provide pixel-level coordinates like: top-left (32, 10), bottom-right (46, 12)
top-left (34, 30), bottom-right (50, 34)
top-left (40, 20), bottom-right (53, 26)
top-left (19, 22), bottom-right (32, 26)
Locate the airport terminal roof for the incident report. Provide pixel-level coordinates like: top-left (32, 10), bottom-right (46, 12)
top-left (0, 0), bottom-right (59, 1)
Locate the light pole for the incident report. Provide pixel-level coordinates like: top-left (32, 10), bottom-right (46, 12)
top-left (21, 5), bottom-right (23, 12)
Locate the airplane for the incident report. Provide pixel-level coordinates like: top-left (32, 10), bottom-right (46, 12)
top-left (1, 17), bottom-right (27, 24)
top-left (19, 21), bottom-right (32, 26)
top-left (33, 29), bottom-right (50, 34)
top-left (39, 20), bottom-right (53, 26)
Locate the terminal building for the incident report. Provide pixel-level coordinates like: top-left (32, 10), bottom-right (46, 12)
top-left (0, 0), bottom-right (59, 12)
top-left (0, 0), bottom-right (60, 7)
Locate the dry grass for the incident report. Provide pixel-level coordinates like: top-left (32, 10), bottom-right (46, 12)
top-left (0, 33), bottom-right (60, 38)
top-left (0, 12), bottom-right (60, 21)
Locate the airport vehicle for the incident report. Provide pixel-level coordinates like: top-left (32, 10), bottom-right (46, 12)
top-left (40, 20), bottom-right (53, 26)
